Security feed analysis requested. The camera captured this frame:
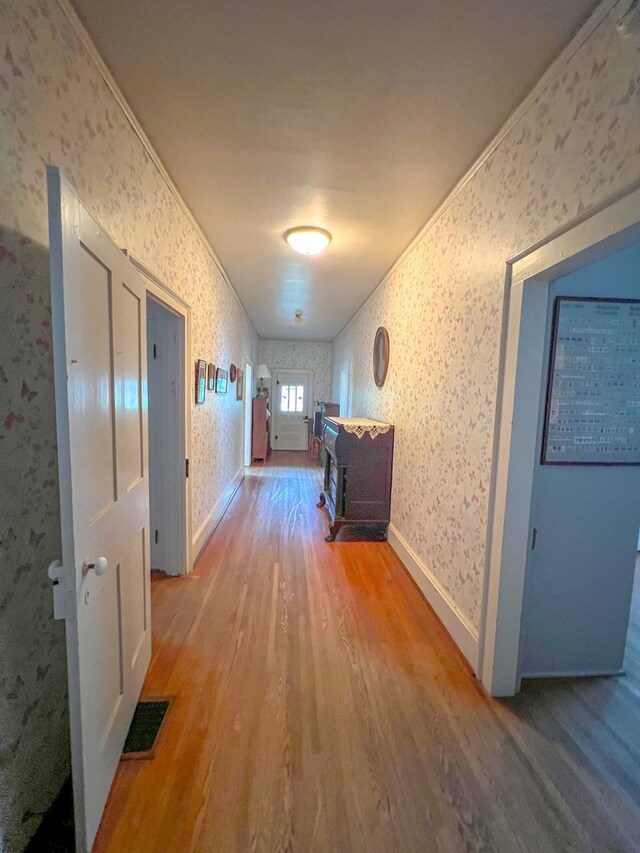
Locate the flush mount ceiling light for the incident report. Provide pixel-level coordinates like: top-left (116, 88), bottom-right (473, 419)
top-left (284, 226), bottom-right (332, 256)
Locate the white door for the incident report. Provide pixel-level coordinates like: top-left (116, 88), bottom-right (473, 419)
top-left (147, 296), bottom-right (184, 575)
top-left (520, 243), bottom-right (640, 678)
top-left (273, 370), bottom-right (310, 450)
top-left (48, 167), bottom-right (151, 851)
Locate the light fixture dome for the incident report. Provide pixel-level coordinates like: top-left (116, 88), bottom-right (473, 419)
top-left (284, 226), bottom-right (331, 256)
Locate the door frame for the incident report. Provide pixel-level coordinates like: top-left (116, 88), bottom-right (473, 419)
top-left (126, 253), bottom-right (193, 573)
top-left (339, 360), bottom-right (352, 417)
top-left (272, 368), bottom-right (313, 450)
top-left (479, 185), bottom-right (640, 698)
top-left (243, 360), bottom-right (253, 467)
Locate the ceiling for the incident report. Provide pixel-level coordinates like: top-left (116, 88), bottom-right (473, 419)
top-left (72, 0), bottom-right (599, 341)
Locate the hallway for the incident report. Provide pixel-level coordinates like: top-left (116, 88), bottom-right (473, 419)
top-left (94, 454), bottom-right (640, 853)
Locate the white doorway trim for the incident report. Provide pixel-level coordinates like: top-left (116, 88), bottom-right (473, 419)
top-left (126, 253), bottom-right (193, 573)
top-left (243, 361), bottom-right (253, 467)
top-left (479, 185), bottom-right (640, 697)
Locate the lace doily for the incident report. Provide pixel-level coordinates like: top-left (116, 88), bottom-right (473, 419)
top-left (329, 417), bottom-right (392, 440)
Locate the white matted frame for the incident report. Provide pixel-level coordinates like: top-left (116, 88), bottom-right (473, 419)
top-left (479, 185), bottom-right (640, 697)
top-left (125, 253), bottom-right (193, 574)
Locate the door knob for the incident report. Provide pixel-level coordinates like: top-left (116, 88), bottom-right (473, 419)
top-left (85, 556), bottom-right (108, 576)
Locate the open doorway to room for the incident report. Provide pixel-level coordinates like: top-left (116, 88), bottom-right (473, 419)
top-left (517, 242), bottom-right (640, 680)
top-left (339, 361), bottom-right (351, 418)
top-left (244, 362), bottom-right (253, 466)
top-left (146, 293), bottom-right (188, 576)
top-left (482, 188), bottom-right (640, 699)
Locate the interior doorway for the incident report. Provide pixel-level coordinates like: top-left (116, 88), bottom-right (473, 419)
top-left (481, 186), bottom-right (640, 697)
top-left (146, 295), bottom-right (187, 575)
top-left (339, 362), bottom-right (351, 418)
top-left (518, 243), bottom-right (640, 679)
top-left (244, 362), bottom-right (253, 466)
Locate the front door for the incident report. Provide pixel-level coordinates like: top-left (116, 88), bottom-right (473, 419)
top-left (48, 167), bottom-right (151, 850)
top-left (520, 242), bottom-right (640, 678)
top-left (273, 370), bottom-right (310, 450)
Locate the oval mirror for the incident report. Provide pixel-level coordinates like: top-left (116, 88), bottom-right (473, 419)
top-left (373, 326), bottom-right (390, 388)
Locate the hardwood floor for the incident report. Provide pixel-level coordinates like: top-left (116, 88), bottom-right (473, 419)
top-left (94, 453), bottom-right (640, 853)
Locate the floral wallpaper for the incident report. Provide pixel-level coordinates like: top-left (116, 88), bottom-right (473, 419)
top-left (333, 4), bottom-right (640, 634)
top-left (0, 0), bottom-right (257, 849)
top-left (258, 339), bottom-right (333, 405)
top-left (1, 0), bottom-right (639, 848)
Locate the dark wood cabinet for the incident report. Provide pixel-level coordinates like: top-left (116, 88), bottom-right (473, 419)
top-left (317, 416), bottom-right (394, 541)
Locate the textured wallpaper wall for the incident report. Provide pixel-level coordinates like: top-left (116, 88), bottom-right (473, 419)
top-left (258, 339), bottom-right (333, 404)
top-left (333, 5), bottom-right (640, 633)
top-left (0, 1), bottom-right (257, 849)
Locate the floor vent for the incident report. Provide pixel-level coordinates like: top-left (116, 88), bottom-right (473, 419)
top-left (122, 699), bottom-right (171, 760)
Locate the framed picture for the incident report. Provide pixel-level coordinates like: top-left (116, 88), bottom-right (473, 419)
top-left (207, 363), bottom-right (215, 391)
top-left (236, 368), bottom-right (244, 401)
top-left (230, 363), bottom-right (237, 383)
top-left (215, 367), bottom-right (228, 394)
top-left (195, 359), bottom-right (207, 404)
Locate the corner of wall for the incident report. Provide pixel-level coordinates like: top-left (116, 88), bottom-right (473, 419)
top-left (387, 524), bottom-right (479, 672)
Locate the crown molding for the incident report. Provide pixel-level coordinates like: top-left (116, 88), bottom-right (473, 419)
top-left (333, 0), bottom-right (621, 342)
top-left (56, 0), bottom-right (254, 331)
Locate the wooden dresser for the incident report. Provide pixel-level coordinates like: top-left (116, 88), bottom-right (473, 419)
top-left (317, 416), bottom-right (394, 541)
top-left (251, 396), bottom-right (270, 462)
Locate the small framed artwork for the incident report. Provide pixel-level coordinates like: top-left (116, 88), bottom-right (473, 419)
top-left (215, 367), bottom-right (228, 394)
top-left (230, 363), bottom-right (237, 383)
top-left (207, 363), bottom-right (216, 392)
top-left (195, 359), bottom-right (207, 404)
top-left (236, 368), bottom-right (244, 401)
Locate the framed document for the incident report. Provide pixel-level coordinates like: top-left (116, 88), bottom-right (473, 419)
top-left (542, 297), bottom-right (640, 465)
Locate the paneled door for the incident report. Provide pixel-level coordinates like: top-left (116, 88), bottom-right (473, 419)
top-left (47, 167), bottom-right (151, 851)
top-left (273, 369), bottom-right (311, 451)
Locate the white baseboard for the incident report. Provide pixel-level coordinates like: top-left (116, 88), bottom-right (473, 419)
top-left (192, 466), bottom-right (245, 563)
top-left (387, 523), bottom-right (479, 673)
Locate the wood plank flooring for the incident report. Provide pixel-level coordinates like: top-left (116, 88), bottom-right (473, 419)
top-left (94, 452), bottom-right (640, 853)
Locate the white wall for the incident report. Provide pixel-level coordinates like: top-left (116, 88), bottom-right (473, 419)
top-left (258, 339), bottom-right (333, 404)
top-left (332, 5), bottom-right (640, 652)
